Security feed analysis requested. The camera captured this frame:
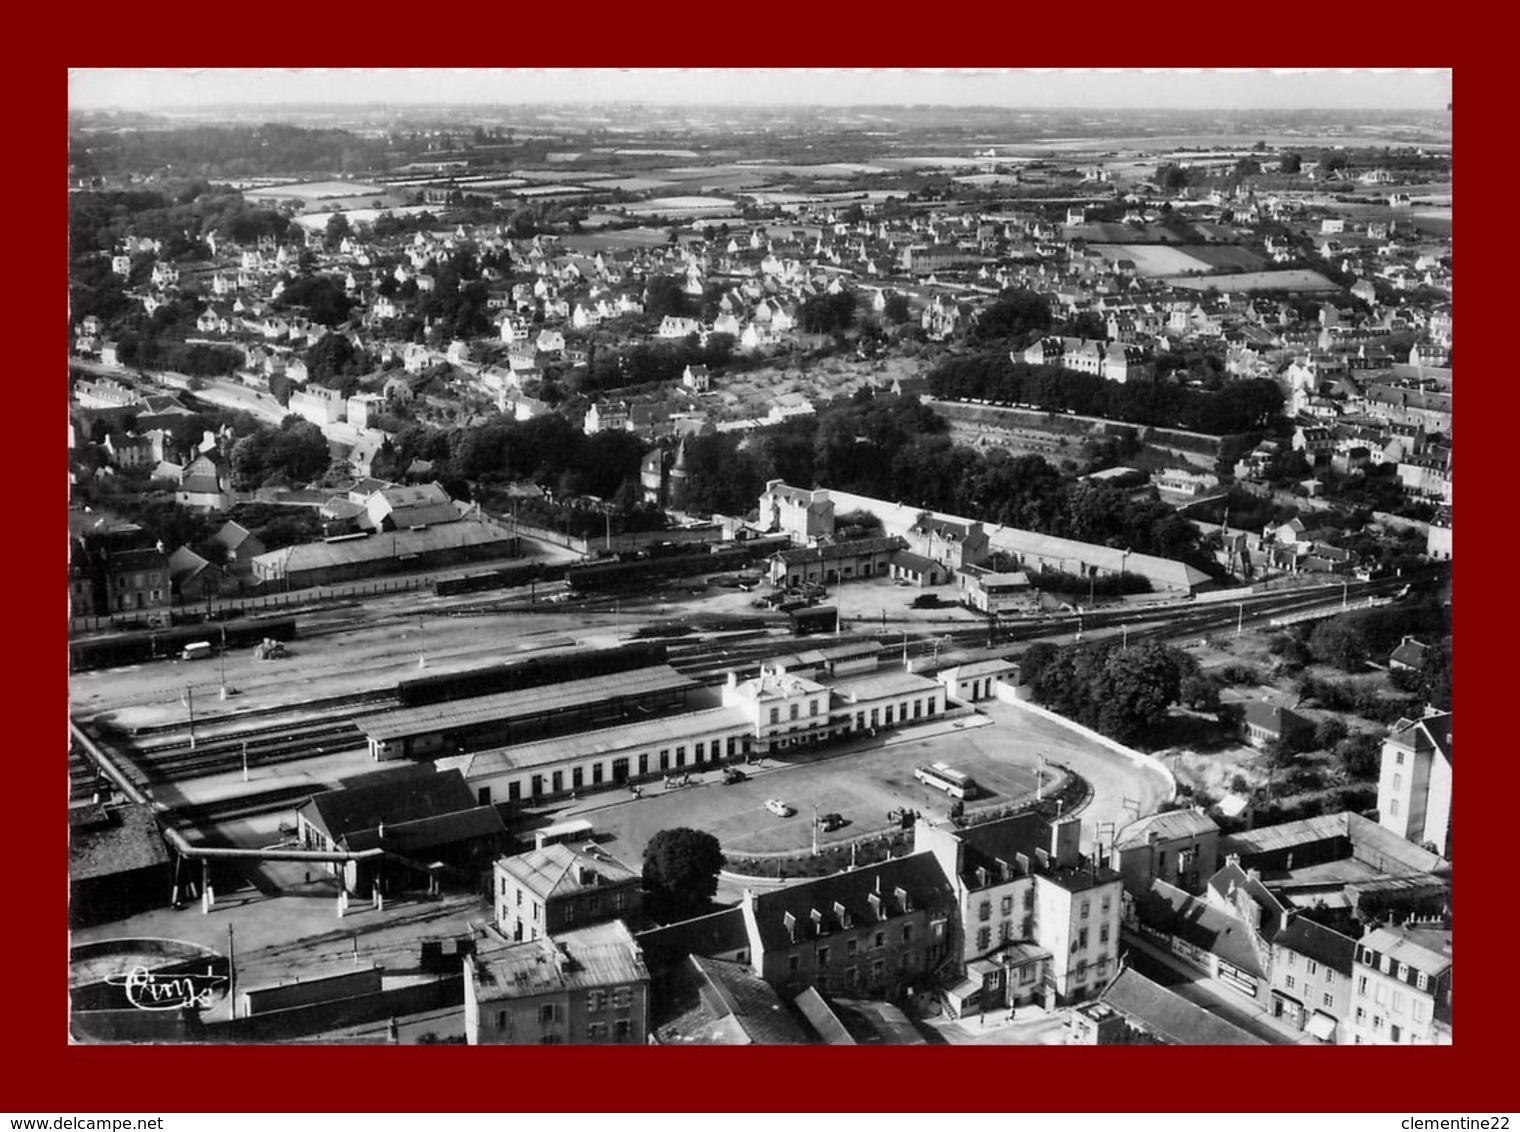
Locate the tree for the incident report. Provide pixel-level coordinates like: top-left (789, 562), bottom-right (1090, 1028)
top-left (1314, 716), bottom-right (1350, 750)
top-left (1308, 616), bottom-right (1370, 672)
top-left (1280, 152), bottom-right (1303, 175)
top-left (1334, 731), bottom-right (1382, 779)
top-left (643, 275), bottom-right (690, 321)
top-left (263, 416), bottom-right (332, 485)
top-left (969, 289), bottom-right (1052, 346)
top-left (642, 828), bottom-right (725, 918)
top-left (324, 211), bottom-right (352, 251)
top-left (882, 293), bottom-right (911, 326)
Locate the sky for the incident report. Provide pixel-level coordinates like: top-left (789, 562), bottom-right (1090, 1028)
top-left (68, 68), bottom-right (1451, 112)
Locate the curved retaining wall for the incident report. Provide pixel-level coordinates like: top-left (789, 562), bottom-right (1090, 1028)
top-left (996, 693), bottom-right (1177, 803)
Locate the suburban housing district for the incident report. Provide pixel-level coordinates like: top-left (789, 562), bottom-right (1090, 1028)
top-left (67, 96), bottom-right (1451, 1046)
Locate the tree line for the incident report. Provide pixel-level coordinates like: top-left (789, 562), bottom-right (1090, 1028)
top-left (675, 391), bottom-right (1217, 572)
top-left (927, 352), bottom-right (1283, 436)
top-left (1018, 640), bottom-right (1214, 746)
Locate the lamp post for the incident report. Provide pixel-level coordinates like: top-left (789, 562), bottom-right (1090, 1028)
top-left (186, 683), bottom-right (197, 750)
top-left (417, 616), bottom-right (426, 669)
top-left (1237, 602), bottom-right (1245, 637)
top-left (241, 740), bottom-right (249, 783)
top-left (1342, 579), bottom-right (1349, 610)
top-left (218, 624), bottom-right (228, 700)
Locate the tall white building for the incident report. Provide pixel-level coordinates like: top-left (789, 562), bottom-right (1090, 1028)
top-left (1377, 711), bottom-right (1452, 859)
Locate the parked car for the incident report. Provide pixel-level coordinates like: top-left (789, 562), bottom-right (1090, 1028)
top-left (723, 767), bottom-right (748, 784)
top-left (765, 799), bottom-right (793, 817)
top-left (816, 812), bottom-right (846, 832)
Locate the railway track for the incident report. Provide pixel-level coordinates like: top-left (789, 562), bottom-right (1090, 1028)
top-left (126, 688), bottom-right (396, 738)
top-left (134, 722), bottom-right (367, 783)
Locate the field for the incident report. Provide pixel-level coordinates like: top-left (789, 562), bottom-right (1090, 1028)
top-left (638, 196), bottom-right (737, 210)
top-left (1164, 269), bottom-right (1341, 292)
top-left (242, 180), bottom-right (384, 201)
top-left (1182, 244), bottom-right (1267, 271)
top-left (291, 205), bottom-right (433, 231)
top-left (1093, 243), bottom-right (1215, 276)
top-left (599, 177), bottom-right (678, 193)
top-left (560, 227), bottom-right (685, 253)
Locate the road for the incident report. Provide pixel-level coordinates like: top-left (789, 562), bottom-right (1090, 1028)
top-left (71, 356), bottom-right (379, 449)
top-left (1121, 931), bottom-right (1311, 1045)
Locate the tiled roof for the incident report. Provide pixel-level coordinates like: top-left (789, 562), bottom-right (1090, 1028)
top-left (1133, 879), bottom-right (1265, 977)
top-left (1101, 967), bottom-right (1265, 1045)
top-left (637, 907), bottom-right (750, 974)
top-left (653, 957), bottom-right (812, 1045)
top-left (748, 853), bottom-right (954, 953)
top-left (297, 767), bottom-right (482, 842)
top-left (1114, 808), bottom-right (1219, 851)
top-left (496, 843), bottom-right (638, 901)
top-left (773, 536), bottom-right (906, 565)
top-left (1274, 915), bottom-right (1357, 975)
top-left (472, 920), bottom-right (648, 1003)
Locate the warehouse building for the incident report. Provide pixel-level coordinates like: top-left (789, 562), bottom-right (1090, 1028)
top-left (250, 520), bottom-right (519, 590)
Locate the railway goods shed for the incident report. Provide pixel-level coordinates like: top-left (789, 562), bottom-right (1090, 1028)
top-left (358, 665), bottom-right (700, 761)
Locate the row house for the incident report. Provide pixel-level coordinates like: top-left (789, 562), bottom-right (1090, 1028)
top-left (465, 920), bottom-right (650, 1046)
top-left (583, 401), bottom-right (630, 435)
top-left (739, 853), bottom-right (956, 1001)
top-left (289, 384), bottom-right (346, 427)
top-left (918, 814), bottom-right (1125, 1015)
top-left (1347, 923), bottom-right (1451, 1044)
top-left (904, 513), bottom-right (989, 577)
top-left (493, 843), bottom-right (642, 944)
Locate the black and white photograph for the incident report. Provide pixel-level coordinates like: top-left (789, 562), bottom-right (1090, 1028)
top-left (65, 66), bottom-right (1452, 1050)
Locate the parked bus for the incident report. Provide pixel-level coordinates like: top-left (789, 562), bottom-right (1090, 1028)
top-left (533, 818), bottom-right (594, 850)
top-left (914, 762), bottom-right (979, 800)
